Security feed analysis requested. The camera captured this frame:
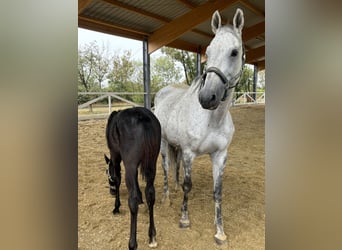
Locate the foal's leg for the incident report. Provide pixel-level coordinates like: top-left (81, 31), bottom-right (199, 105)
top-left (211, 150), bottom-right (228, 244)
top-left (112, 155), bottom-right (122, 214)
top-left (126, 167), bottom-right (139, 250)
top-left (179, 151), bottom-right (194, 228)
top-left (145, 171), bottom-right (157, 248)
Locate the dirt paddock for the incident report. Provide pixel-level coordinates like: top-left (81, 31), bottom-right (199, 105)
top-left (78, 105), bottom-right (265, 250)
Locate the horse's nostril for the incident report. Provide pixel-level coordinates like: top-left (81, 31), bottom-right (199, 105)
top-left (211, 95), bottom-right (216, 102)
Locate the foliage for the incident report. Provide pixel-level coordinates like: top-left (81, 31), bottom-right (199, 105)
top-left (78, 41), bottom-right (111, 92)
top-left (151, 55), bottom-right (182, 86)
top-left (107, 50), bottom-right (135, 95)
top-left (161, 47), bottom-right (198, 85)
top-left (235, 65), bottom-right (254, 93)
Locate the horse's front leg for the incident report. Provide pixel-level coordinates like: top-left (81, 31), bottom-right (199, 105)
top-left (174, 149), bottom-right (182, 191)
top-left (179, 151), bottom-right (194, 228)
top-left (211, 150), bottom-right (228, 245)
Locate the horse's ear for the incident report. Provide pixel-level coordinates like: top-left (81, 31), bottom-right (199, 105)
top-left (211, 10), bottom-right (222, 34)
top-left (104, 154), bottom-right (110, 164)
top-left (233, 8), bottom-right (244, 34)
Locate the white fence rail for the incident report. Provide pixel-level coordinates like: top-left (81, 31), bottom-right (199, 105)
top-left (233, 92), bottom-right (265, 106)
top-left (78, 91), bottom-right (265, 120)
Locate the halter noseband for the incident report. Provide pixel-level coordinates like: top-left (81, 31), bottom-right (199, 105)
top-left (200, 46), bottom-right (245, 101)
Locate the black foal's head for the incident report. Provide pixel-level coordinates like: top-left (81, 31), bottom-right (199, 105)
top-left (104, 154), bottom-right (118, 195)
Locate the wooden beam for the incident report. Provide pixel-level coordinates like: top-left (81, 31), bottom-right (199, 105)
top-left (78, 16), bottom-right (148, 41)
top-left (242, 21), bottom-right (265, 42)
top-left (176, 0), bottom-right (196, 9)
top-left (148, 0), bottom-right (238, 54)
top-left (191, 29), bottom-right (213, 39)
top-left (78, 0), bottom-right (93, 14)
top-left (102, 0), bottom-right (170, 23)
top-left (246, 45), bottom-right (265, 63)
top-left (166, 39), bottom-right (199, 53)
top-left (239, 0), bottom-right (265, 17)
top-left (256, 60), bottom-right (265, 70)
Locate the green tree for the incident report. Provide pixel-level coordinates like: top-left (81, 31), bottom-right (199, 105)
top-left (161, 47), bottom-right (197, 85)
top-left (78, 41), bottom-right (111, 92)
top-left (235, 65), bottom-right (254, 93)
top-left (151, 55), bottom-right (182, 86)
top-left (108, 50), bottom-right (134, 92)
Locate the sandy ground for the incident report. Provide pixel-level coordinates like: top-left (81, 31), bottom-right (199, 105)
top-left (78, 105), bottom-right (265, 250)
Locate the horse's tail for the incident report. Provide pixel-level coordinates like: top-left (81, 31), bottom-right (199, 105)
top-left (140, 115), bottom-right (161, 181)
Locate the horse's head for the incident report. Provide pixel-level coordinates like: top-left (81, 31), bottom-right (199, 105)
top-left (104, 154), bottom-right (118, 195)
top-left (199, 8), bottom-right (245, 110)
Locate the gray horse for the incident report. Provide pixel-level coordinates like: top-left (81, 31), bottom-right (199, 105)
top-left (154, 9), bottom-right (245, 244)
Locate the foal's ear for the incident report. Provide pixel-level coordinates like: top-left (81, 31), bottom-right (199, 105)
top-left (211, 10), bottom-right (222, 34)
top-left (233, 8), bottom-right (244, 34)
top-left (104, 154), bottom-right (110, 164)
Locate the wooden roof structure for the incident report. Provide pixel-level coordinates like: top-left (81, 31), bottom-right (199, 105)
top-left (78, 0), bottom-right (265, 70)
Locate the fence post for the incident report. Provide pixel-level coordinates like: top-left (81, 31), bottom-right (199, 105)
top-left (108, 95), bottom-right (111, 114)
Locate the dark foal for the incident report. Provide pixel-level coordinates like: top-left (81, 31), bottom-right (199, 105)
top-left (104, 107), bottom-right (161, 250)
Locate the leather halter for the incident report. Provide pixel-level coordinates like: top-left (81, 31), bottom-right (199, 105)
top-left (200, 46), bottom-right (245, 101)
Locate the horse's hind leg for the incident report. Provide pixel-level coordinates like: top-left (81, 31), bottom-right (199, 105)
top-left (211, 150), bottom-right (228, 245)
top-left (160, 139), bottom-right (170, 204)
top-left (145, 172), bottom-right (157, 248)
top-left (174, 149), bottom-right (182, 191)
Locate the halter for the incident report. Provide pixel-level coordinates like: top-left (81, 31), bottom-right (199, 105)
top-left (200, 46), bottom-right (245, 101)
top-left (106, 166), bottom-right (114, 183)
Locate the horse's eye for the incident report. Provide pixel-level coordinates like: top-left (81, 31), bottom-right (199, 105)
top-left (230, 49), bottom-right (238, 57)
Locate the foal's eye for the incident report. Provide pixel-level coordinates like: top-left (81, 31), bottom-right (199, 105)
top-left (230, 49), bottom-right (238, 57)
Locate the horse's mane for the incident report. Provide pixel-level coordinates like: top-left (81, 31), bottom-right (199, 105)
top-left (188, 75), bottom-right (202, 94)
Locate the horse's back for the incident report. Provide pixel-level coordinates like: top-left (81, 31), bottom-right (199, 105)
top-left (155, 85), bottom-right (188, 106)
top-left (107, 107), bottom-right (161, 155)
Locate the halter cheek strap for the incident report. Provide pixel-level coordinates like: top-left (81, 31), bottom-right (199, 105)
top-left (200, 46), bottom-right (245, 101)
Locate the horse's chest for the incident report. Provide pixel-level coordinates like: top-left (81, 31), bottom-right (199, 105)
top-left (181, 119), bottom-right (234, 154)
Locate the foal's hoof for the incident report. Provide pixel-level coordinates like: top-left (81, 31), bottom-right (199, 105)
top-left (148, 238), bottom-right (157, 248)
top-left (214, 233), bottom-right (228, 245)
top-left (179, 219), bottom-right (190, 229)
top-left (112, 208), bottom-right (120, 215)
top-left (109, 189), bottom-right (116, 196)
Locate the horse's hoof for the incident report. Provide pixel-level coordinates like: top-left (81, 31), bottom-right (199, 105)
top-left (112, 209), bottom-right (120, 215)
top-left (179, 219), bottom-right (190, 229)
top-left (214, 233), bottom-right (228, 245)
top-left (148, 238), bottom-right (158, 248)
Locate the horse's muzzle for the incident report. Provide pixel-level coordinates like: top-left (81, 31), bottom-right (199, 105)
top-left (198, 91), bottom-right (219, 110)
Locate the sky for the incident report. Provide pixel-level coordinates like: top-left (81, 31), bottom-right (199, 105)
top-left (78, 28), bottom-right (161, 61)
